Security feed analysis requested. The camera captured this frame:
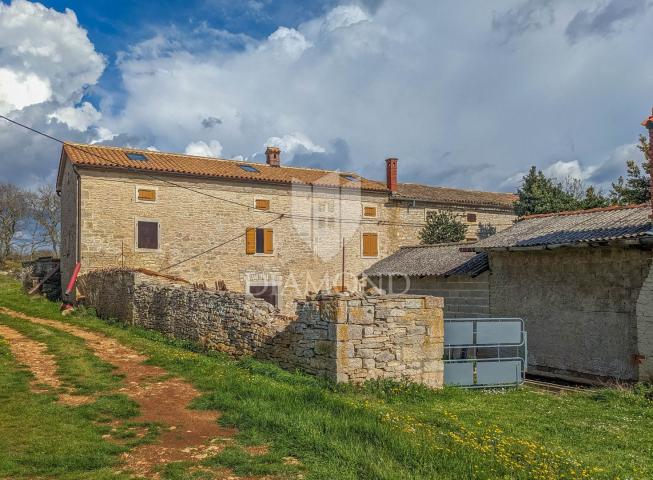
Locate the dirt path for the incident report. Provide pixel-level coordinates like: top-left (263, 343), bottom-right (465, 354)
top-left (0, 307), bottom-right (239, 479)
top-left (0, 322), bottom-right (90, 405)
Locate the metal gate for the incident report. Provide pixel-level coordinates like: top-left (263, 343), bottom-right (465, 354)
top-left (444, 318), bottom-right (527, 388)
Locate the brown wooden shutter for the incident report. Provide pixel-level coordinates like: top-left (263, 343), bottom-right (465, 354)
top-left (263, 229), bottom-right (274, 254)
top-left (466, 213), bottom-right (477, 222)
top-left (137, 221), bottom-right (159, 249)
top-left (138, 189), bottom-right (156, 201)
top-left (245, 228), bottom-right (256, 254)
top-left (363, 206), bottom-right (377, 217)
top-left (362, 233), bottom-right (378, 257)
top-left (255, 199), bottom-right (270, 210)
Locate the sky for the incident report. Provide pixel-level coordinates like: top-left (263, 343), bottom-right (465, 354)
top-left (0, 0), bottom-right (652, 192)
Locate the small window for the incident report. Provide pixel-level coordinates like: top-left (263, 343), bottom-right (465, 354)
top-left (363, 206), bottom-right (377, 217)
top-left (467, 213), bottom-right (477, 222)
top-left (126, 152), bottom-right (148, 161)
top-left (249, 284), bottom-right (279, 307)
top-left (255, 199), bottom-right (270, 211)
top-left (137, 188), bottom-right (156, 202)
top-left (246, 227), bottom-right (273, 255)
top-left (137, 221), bottom-right (159, 249)
top-left (362, 233), bottom-right (378, 258)
top-left (239, 164), bottom-right (260, 173)
top-left (341, 174), bottom-right (358, 182)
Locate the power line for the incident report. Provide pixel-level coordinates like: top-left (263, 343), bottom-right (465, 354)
top-left (0, 114), bottom-right (437, 228)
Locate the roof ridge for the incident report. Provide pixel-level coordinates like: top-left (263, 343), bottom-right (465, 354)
top-left (66, 142), bottom-right (372, 180)
top-left (400, 241), bottom-right (473, 249)
top-left (397, 182), bottom-right (517, 197)
top-left (520, 203), bottom-right (649, 221)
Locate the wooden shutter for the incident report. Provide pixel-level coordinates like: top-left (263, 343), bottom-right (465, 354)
top-left (466, 213), bottom-right (477, 222)
top-left (245, 228), bottom-right (256, 254)
top-left (138, 189), bottom-right (156, 201)
top-left (255, 199), bottom-right (270, 210)
top-left (263, 229), bottom-right (274, 254)
top-left (137, 221), bottom-right (158, 249)
top-left (362, 233), bottom-right (378, 257)
top-left (363, 206), bottom-right (377, 217)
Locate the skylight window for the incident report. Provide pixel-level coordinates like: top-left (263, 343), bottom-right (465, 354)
top-left (126, 152), bottom-right (148, 161)
top-left (341, 174), bottom-right (358, 182)
top-left (239, 164), bottom-right (260, 173)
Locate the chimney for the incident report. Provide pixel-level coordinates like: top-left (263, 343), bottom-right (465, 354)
top-left (386, 157), bottom-right (398, 192)
top-left (266, 146), bottom-right (281, 167)
top-left (641, 108), bottom-right (653, 219)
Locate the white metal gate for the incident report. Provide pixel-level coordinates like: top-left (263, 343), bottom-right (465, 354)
top-left (444, 318), bottom-right (527, 388)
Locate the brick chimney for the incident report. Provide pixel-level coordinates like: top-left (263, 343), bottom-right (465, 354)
top-left (386, 157), bottom-right (398, 192)
top-left (266, 146), bottom-right (281, 167)
top-left (641, 108), bottom-right (653, 219)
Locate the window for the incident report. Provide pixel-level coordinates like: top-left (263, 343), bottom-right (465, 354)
top-left (341, 174), bottom-right (358, 182)
top-left (466, 213), bottom-right (477, 222)
top-left (239, 164), bottom-right (260, 173)
top-left (246, 227), bottom-right (273, 255)
top-left (363, 206), bottom-right (377, 217)
top-left (126, 152), bottom-right (148, 161)
top-left (255, 199), bottom-right (270, 211)
top-left (362, 233), bottom-right (378, 258)
top-left (137, 188), bottom-right (156, 202)
top-left (249, 284), bottom-right (279, 307)
top-left (137, 221), bottom-right (159, 250)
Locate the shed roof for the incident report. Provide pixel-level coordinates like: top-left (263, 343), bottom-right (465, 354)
top-left (363, 243), bottom-right (488, 277)
top-left (393, 183), bottom-right (517, 210)
top-left (59, 143), bottom-right (388, 192)
top-left (473, 204), bottom-right (652, 250)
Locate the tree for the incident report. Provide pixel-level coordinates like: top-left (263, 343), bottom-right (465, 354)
top-left (513, 166), bottom-right (579, 216)
top-left (28, 184), bottom-right (61, 255)
top-left (0, 183), bottom-right (29, 265)
top-left (609, 135), bottom-right (651, 205)
top-left (419, 211), bottom-right (468, 244)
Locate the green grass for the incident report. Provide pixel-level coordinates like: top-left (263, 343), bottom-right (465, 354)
top-left (0, 276), bottom-right (652, 479)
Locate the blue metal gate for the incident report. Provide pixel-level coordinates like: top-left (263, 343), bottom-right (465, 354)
top-left (444, 318), bottom-right (527, 388)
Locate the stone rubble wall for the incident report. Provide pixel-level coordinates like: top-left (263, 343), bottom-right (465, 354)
top-left (78, 269), bottom-right (444, 388)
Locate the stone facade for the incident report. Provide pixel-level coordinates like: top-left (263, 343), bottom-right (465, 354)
top-left (487, 246), bottom-right (653, 382)
top-left (78, 269), bottom-right (445, 387)
top-left (369, 272), bottom-right (490, 319)
top-left (59, 159), bottom-right (515, 313)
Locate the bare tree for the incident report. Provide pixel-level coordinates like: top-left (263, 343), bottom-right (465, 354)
top-left (0, 183), bottom-right (29, 265)
top-left (28, 184), bottom-right (61, 255)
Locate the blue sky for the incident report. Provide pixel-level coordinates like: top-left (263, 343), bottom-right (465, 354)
top-left (1, 0), bottom-right (652, 192)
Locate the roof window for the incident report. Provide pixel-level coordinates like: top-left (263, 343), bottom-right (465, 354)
top-left (341, 174), bottom-right (358, 182)
top-left (126, 152), bottom-right (148, 161)
top-left (239, 164), bottom-right (260, 173)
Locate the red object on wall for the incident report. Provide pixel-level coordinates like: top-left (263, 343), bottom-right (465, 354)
top-left (65, 262), bottom-right (81, 295)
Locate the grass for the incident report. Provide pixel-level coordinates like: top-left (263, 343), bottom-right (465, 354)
top-left (0, 276), bottom-right (652, 479)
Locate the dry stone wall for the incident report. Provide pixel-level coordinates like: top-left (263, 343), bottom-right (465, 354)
top-left (79, 269), bottom-right (444, 387)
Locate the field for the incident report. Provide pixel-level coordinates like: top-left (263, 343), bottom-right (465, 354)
top-left (0, 275), bottom-right (651, 479)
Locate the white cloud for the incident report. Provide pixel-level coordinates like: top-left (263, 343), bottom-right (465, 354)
top-left (0, 0), bottom-right (105, 110)
top-left (48, 102), bottom-right (101, 131)
top-left (184, 140), bottom-right (224, 158)
top-left (543, 160), bottom-right (597, 182)
top-left (264, 132), bottom-right (325, 157)
top-left (323, 5), bottom-right (370, 32)
top-left (261, 27), bottom-right (312, 60)
top-left (0, 68), bottom-right (51, 114)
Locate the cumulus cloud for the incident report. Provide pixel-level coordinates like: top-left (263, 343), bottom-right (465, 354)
top-left (264, 132), bottom-right (325, 157)
top-left (0, 0), bottom-right (105, 111)
top-left (323, 5), bottom-right (370, 32)
top-left (48, 102), bottom-right (102, 131)
top-left (185, 140), bottom-right (224, 157)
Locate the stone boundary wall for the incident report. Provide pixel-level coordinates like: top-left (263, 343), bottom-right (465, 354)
top-left (78, 269), bottom-right (444, 387)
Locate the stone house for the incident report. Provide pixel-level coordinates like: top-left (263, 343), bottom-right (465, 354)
top-left (363, 243), bottom-right (490, 319)
top-left (56, 143), bottom-right (515, 312)
top-left (473, 204), bottom-right (653, 383)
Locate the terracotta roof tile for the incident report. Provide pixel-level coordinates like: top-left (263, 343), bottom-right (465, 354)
top-left (394, 183), bottom-right (516, 210)
top-left (62, 143), bottom-right (389, 191)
